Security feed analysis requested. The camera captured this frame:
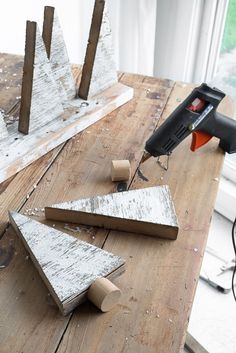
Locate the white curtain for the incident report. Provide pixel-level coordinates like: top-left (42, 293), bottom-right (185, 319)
top-left (108, 0), bottom-right (157, 75)
top-left (0, 0), bottom-right (227, 80)
top-left (77, 0), bottom-right (157, 76)
top-left (0, 0), bottom-right (157, 76)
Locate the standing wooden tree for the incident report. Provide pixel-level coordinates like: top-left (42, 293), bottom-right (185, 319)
top-left (42, 6), bottom-right (76, 101)
top-left (18, 21), bottom-right (63, 134)
top-left (78, 0), bottom-right (118, 99)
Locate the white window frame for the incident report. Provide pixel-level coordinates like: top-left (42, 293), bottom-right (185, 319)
top-left (154, 0), bottom-right (229, 83)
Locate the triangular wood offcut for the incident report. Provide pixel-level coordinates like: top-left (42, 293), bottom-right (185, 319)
top-left (0, 111), bottom-right (8, 139)
top-left (45, 186), bottom-right (179, 240)
top-left (78, 0), bottom-right (118, 100)
top-left (9, 211), bottom-right (125, 315)
top-left (42, 6), bottom-right (76, 101)
top-left (19, 21), bottom-right (64, 134)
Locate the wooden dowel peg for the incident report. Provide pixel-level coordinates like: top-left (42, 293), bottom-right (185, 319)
top-left (111, 160), bottom-right (131, 182)
top-left (87, 277), bottom-right (121, 312)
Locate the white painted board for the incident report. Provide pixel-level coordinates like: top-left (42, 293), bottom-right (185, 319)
top-left (9, 211), bottom-right (125, 315)
top-left (0, 82), bottom-right (133, 184)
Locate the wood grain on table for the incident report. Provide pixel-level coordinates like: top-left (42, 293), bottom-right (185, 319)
top-left (0, 53), bottom-right (234, 353)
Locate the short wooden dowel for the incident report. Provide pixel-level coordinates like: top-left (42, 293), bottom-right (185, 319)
top-left (111, 160), bottom-right (131, 182)
top-left (87, 277), bottom-right (121, 312)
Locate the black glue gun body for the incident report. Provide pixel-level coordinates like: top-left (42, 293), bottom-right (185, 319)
top-left (143, 83), bottom-right (236, 161)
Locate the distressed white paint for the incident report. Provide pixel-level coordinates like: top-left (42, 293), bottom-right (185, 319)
top-left (0, 82), bottom-right (133, 184)
top-left (46, 186), bottom-right (179, 239)
top-left (49, 10), bottom-right (76, 101)
top-left (48, 186), bottom-right (178, 227)
top-left (25, 25), bottom-right (64, 133)
top-left (0, 112), bottom-right (8, 140)
top-left (9, 212), bottom-right (124, 315)
top-left (86, 4), bottom-right (118, 98)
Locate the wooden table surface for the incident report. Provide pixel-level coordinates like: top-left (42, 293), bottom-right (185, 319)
top-left (0, 53), bottom-right (234, 353)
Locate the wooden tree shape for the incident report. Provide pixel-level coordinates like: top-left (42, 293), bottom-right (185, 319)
top-left (78, 0), bottom-right (118, 100)
top-left (42, 6), bottom-right (76, 101)
top-left (45, 186), bottom-right (179, 240)
top-left (9, 211), bottom-right (125, 315)
top-left (0, 112), bottom-right (8, 139)
top-left (19, 21), bottom-right (64, 134)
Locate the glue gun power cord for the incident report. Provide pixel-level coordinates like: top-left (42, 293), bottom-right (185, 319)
top-left (232, 217), bottom-right (236, 301)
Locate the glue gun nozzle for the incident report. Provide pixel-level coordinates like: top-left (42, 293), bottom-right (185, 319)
top-left (141, 151), bottom-right (151, 164)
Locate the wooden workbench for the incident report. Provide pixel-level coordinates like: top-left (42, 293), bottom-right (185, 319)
top-left (0, 53), bottom-right (234, 353)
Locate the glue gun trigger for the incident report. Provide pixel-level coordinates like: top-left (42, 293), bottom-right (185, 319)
top-left (190, 131), bottom-right (213, 152)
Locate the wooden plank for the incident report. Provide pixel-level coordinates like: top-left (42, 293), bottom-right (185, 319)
top-left (0, 59), bottom-right (173, 353)
top-left (0, 82), bottom-right (133, 184)
top-left (42, 6), bottom-right (76, 101)
top-left (45, 186), bottom-right (179, 239)
top-left (19, 21), bottom-right (63, 134)
top-left (1, 54), bottom-right (234, 353)
top-left (9, 212), bottom-right (125, 315)
top-left (78, 0), bottom-right (117, 99)
top-left (0, 67), bottom-right (174, 353)
top-left (0, 111), bottom-right (8, 139)
top-left (56, 83), bottom-right (234, 353)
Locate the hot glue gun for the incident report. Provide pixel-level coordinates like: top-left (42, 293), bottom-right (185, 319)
top-left (141, 83), bottom-right (236, 163)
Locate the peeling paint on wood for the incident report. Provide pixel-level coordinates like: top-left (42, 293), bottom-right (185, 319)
top-left (42, 7), bottom-right (76, 101)
top-left (19, 21), bottom-right (64, 134)
top-left (45, 186), bottom-right (179, 240)
top-left (79, 0), bottom-right (117, 99)
top-left (0, 112), bottom-right (8, 140)
top-left (0, 82), bottom-right (133, 184)
top-left (9, 212), bottom-right (125, 315)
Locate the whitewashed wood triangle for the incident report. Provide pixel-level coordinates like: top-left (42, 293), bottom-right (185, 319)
top-left (79, 0), bottom-right (118, 99)
top-left (0, 112), bottom-right (8, 140)
top-left (45, 186), bottom-right (179, 240)
top-left (19, 22), bottom-right (64, 134)
top-left (42, 7), bottom-right (76, 101)
top-left (9, 211), bottom-right (125, 315)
